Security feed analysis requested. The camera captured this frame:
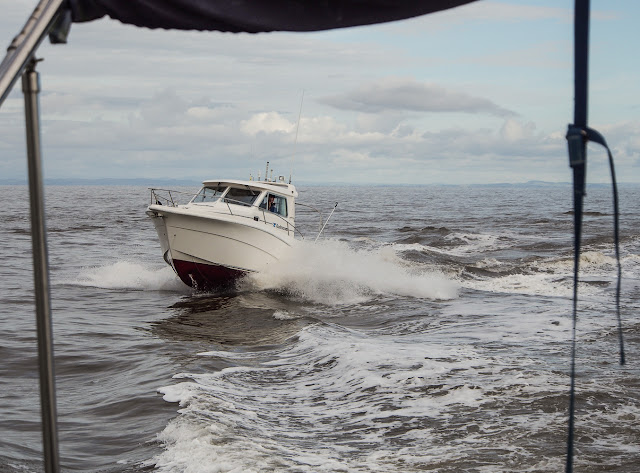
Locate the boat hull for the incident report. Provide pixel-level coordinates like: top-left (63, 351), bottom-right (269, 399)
top-left (172, 258), bottom-right (247, 290)
top-left (147, 206), bottom-right (292, 290)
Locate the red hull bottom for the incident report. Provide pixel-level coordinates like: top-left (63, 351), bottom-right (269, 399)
top-left (172, 259), bottom-right (248, 291)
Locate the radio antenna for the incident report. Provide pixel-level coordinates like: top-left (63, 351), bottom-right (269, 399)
top-left (289, 90), bottom-right (304, 184)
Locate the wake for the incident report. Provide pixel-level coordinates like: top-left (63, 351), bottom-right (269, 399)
top-left (242, 239), bottom-right (458, 305)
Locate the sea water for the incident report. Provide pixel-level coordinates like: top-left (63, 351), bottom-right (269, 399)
top-left (0, 184), bottom-right (638, 472)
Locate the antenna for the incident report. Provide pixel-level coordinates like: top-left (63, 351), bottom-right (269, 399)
top-left (265, 161), bottom-right (269, 182)
top-left (290, 90), bottom-right (304, 184)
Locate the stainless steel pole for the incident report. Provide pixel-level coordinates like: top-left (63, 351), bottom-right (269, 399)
top-left (22, 57), bottom-right (60, 473)
top-left (315, 203), bottom-right (338, 242)
top-left (0, 0), bottom-right (66, 108)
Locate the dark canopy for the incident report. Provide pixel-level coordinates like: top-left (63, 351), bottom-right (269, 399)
top-left (69, 0), bottom-right (478, 32)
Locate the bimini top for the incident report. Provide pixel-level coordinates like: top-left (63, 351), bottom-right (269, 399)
top-left (68, 1), bottom-right (478, 32)
top-left (202, 179), bottom-right (298, 198)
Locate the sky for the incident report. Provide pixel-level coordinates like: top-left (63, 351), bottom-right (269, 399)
top-left (0, 0), bottom-right (639, 185)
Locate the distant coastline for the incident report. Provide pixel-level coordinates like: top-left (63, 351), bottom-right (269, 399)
top-left (0, 178), bottom-right (637, 187)
top-left (0, 178), bottom-right (202, 186)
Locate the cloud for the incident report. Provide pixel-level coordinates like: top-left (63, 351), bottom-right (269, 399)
top-left (500, 118), bottom-right (536, 142)
top-left (588, 121), bottom-right (640, 176)
top-left (241, 112), bottom-right (295, 136)
top-left (1, 1), bottom-right (637, 184)
top-left (12, 75), bottom-right (570, 184)
top-left (319, 78), bottom-right (517, 117)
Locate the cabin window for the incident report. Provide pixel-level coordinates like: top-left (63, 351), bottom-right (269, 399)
top-left (259, 193), bottom-right (288, 217)
top-left (192, 186), bottom-right (226, 203)
top-left (224, 187), bottom-right (260, 206)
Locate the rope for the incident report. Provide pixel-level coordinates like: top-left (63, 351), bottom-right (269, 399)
top-left (565, 124), bottom-right (625, 473)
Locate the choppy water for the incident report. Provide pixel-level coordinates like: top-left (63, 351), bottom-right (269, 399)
top-left (0, 184), bottom-right (638, 472)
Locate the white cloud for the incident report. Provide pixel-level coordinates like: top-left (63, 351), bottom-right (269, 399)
top-left (587, 121), bottom-right (640, 177)
top-left (241, 112), bottom-right (295, 136)
top-left (500, 118), bottom-right (536, 142)
top-left (297, 116), bottom-right (348, 144)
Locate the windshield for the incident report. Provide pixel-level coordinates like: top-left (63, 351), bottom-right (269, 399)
top-left (191, 186), bottom-right (226, 203)
top-left (223, 187), bottom-right (260, 206)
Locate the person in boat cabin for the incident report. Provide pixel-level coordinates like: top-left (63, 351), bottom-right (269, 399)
top-left (260, 193), bottom-right (286, 216)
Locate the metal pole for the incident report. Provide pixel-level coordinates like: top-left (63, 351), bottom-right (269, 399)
top-left (22, 57), bottom-right (60, 473)
top-left (565, 2), bottom-right (591, 471)
top-left (315, 203), bottom-right (338, 242)
top-left (0, 0), bottom-right (66, 108)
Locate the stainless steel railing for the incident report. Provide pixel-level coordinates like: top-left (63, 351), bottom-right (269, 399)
top-left (149, 188), bottom-right (197, 207)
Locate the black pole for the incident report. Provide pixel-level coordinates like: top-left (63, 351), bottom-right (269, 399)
top-left (566, 1), bottom-right (591, 472)
top-left (22, 56), bottom-right (60, 473)
top-left (574, 0), bottom-right (589, 127)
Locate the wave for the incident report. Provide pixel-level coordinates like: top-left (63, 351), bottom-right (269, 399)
top-left (391, 237), bottom-right (506, 259)
top-left (564, 210), bottom-right (610, 217)
top-left (241, 239), bottom-right (458, 305)
top-left (459, 250), bottom-right (637, 298)
top-left (389, 231), bottom-right (639, 298)
top-left (395, 226), bottom-right (452, 245)
top-left (47, 223), bottom-right (108, 233)
top-left (394, 227), bottom-right (507, 256)
top-left (398, 225), bottom-right (451, 235)
top-left (68, 260), bottom-right (188, 292)
top-left (59, 246), bottom-right (639, 303)
top-left (150, 322), bottom-right (571, 473)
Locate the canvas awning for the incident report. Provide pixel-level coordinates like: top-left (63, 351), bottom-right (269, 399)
top-left (68, 0), bottom-right (479, 32)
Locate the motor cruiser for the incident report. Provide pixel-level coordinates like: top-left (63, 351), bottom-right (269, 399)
top-left (146, 174), bottom-right (299, 290)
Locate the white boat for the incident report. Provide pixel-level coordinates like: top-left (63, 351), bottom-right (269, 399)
top-left (146, 176), bottom-right (299, 290)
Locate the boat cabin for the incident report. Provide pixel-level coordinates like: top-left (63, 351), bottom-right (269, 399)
top-left (192, 180), bottom-right (297, 221)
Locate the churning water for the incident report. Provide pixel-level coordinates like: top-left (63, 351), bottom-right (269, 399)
top-left (0, 184), bottom-right (638, 472)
